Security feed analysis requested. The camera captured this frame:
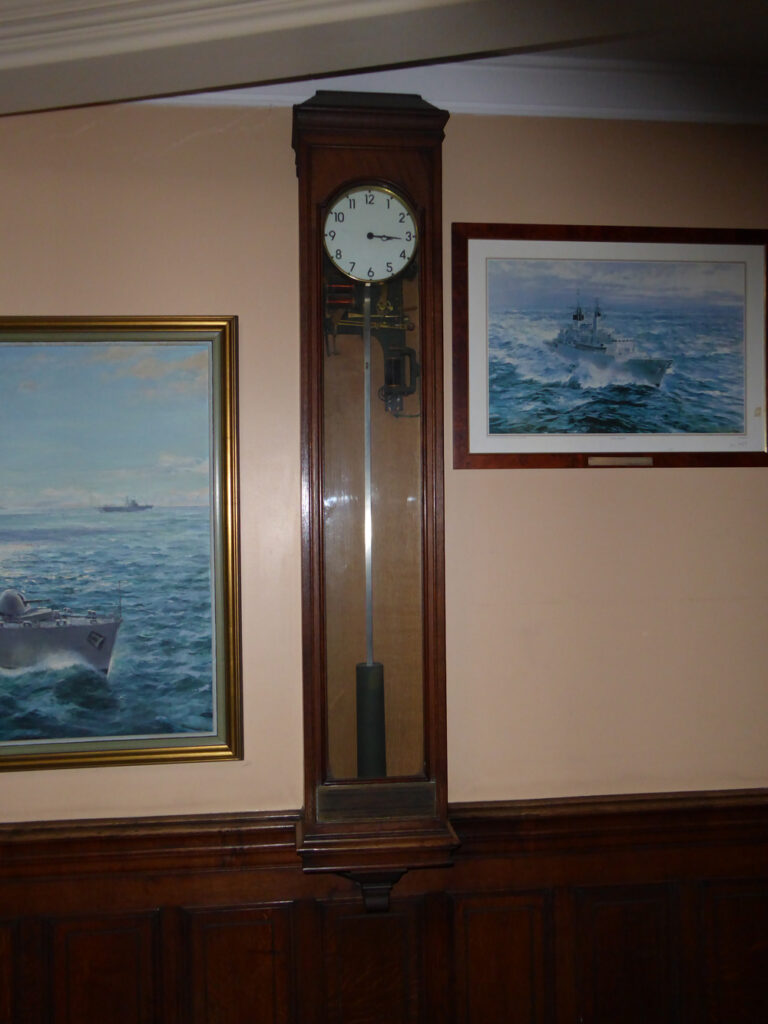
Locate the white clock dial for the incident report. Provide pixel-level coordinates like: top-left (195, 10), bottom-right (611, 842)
top-left (323, 185), bottom-right (418, 282)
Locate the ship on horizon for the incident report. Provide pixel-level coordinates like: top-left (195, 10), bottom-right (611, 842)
top-left (98, 497), bottom-right (153, 513)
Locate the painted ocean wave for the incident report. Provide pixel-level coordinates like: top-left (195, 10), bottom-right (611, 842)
top-left (0, 505), bottom-right (214, 743)
top-left (488, 306), bottom-right (745, 435)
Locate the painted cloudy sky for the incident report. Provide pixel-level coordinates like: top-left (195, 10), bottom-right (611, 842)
top-left (487, 257), bottom-right (747, 314)
top-left (0, 342), bottom-right (211, 510)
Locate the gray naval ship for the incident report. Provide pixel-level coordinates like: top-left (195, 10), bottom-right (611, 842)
top-left (0, 588), bottom-right (122, 675)
top-left (549, 300), bottom-right (672, 388)
top-left (98, 497), bottom-right (153, 513)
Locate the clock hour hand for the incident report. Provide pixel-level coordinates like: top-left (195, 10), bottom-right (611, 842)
top-left (367, 232), bottom-right (401, 241)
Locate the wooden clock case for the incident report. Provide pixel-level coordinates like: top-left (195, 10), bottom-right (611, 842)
top-left (292, 91), bottom-right (456, 894)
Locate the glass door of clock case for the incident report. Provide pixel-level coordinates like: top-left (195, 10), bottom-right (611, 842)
top-left (322, 256), bottom-right (424, 782)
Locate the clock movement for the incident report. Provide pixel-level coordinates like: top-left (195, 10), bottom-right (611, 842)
top-left (293, 92), bottom-right (455, 888)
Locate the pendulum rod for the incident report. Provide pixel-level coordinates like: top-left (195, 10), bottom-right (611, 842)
top-left (356, 281), bottom-right (386, 778)
top-left (363, 283), bottom-right (374, 666)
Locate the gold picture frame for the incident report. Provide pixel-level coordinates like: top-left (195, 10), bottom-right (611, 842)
top-left (0, 317), bottom-right (242, 770)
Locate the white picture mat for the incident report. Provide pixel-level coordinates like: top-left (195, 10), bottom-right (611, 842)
top-left (466, 237), bottom-right (766, 454)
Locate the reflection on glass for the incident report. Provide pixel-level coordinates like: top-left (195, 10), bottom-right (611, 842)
top-left (322, 263), bottom-right (424, 779)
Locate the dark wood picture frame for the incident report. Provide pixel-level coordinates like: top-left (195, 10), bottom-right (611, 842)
top-left (452, 223), bottom-right (768, 469)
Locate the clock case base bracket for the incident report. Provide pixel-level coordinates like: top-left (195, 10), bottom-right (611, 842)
top-left (296, 817), bottom-right (459, 873)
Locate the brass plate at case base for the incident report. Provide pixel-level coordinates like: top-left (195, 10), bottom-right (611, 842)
top-left (317, 780), bottom-right (437, 822)
top-left (588, 456), bottom-right (654, 467)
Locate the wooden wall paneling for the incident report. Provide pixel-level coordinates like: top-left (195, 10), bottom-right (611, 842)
top-left (0, 919), bottom-right (18, 1024)
top-left (16, 918), bottom-right (47, 1024)
top-left (0, 792), bottom-right (766, 1022)
top-left (700, 880), bottom-right (768, 1024)
top-left (675, 881), bottom-right (702, 1024)
top-left (182, 903), bottom-right (292, 1024)
top-left (451, 890), bottom-right (553, 1024)
top-left (421, 892), bottom-right (453, 1024)
top-left (159, 908), bottom-right (183, 1024)
top-left (573, 884), bottom-right (679, 1024)
top-left (47, 910), bottom-right (160, 1024)
top-left (322, 897), bottom-right (424, 1024)
top-left (552, 887), bottom-right (577, 1024)
top-left (290, 899), bottom-right (325, 1024)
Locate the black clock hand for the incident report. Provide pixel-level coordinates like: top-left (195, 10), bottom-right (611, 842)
top-left (367, 232), bottom-right (401, 241)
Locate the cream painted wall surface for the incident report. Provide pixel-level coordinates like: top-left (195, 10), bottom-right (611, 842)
top-left (1, 105), bottom-right (304, 820)
top-left (443, 116), bottom-right (768, 801)
top-left (0, 104), bottom-right (767, 820)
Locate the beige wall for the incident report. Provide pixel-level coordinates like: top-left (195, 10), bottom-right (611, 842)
top-left (1, 104), bottom-right (767, 821)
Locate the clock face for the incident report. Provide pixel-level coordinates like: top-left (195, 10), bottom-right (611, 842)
top-left (323, 185), bottom-right (418, 282)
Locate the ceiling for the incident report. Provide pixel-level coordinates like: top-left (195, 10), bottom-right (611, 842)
top-left (0, 0), bottom-right (766, 121)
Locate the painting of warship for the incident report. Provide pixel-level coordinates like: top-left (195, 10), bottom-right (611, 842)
top-left (0, 317), bottom-right (241, 768)
top-left (548, 298), bottom-right (672, 388)
top-left (453, 224), bottom-right (766, 466)
top-left (98, 497), bottom-right (153, 513)
top-left (0, 587), bottom-right (121, 675)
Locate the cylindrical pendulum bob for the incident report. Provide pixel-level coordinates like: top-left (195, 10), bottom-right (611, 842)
top-left (356, 660), bottom-right (386, 777)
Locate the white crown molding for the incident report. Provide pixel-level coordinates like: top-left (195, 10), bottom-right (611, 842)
top-left (0, 0), bottom-right (765, 120)
top-left (154, 55), bottom-right (768, 125)
top-left (0, 0), bottom-right (471, 66)
top-left (2, 0), bottom-right (631, 115)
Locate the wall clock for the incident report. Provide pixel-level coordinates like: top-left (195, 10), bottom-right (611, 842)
top-left (292, 91), bottom-right (455, 895)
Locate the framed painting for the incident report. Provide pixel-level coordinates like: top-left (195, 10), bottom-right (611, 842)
top-left (0, 317), bottom-right (242, 770)
top-left (452, 224), bottom-right (768, 468)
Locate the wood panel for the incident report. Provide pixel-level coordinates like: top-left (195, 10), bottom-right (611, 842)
top-left (573, 885), bottom-right (678, 1024)
top-left (452, 891), bottom-right (552, 1024)
top-left (700, 881), bottom-right (768, 1024)
top-left (0, 921), bottom-right (18, 1024)
top-left (322, 900), bottom-right (423, 1024)
top-left (182, 905), bottom-right (292, 1024)
top-left (48, 911), bottom-right (159, 1024)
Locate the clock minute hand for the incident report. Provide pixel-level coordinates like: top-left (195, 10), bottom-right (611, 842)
top-left (367, 232), bottom-right (401, 241)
